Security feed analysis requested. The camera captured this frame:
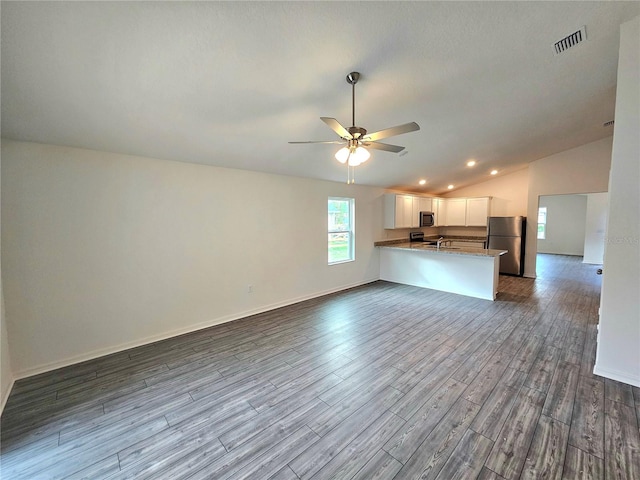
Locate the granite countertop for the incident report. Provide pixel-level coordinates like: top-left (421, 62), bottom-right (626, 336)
top-left (374, 235), bottom-right (487, 247)
top-left (376, 242), bottom-right (507, 258)
top-left (435, 236), bottom-right (487, 242)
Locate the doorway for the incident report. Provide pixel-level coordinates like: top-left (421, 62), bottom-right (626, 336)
top-left (536, 193), bottom-right (608, 264)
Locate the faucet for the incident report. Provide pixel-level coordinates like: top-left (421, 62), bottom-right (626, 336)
top-left (436, 237), bottom-right (444, 249)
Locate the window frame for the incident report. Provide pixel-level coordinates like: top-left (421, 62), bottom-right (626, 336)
top-left (328, 197), bottom-right (355, 265)
top-left (537, 206), bottom-right (547, 240)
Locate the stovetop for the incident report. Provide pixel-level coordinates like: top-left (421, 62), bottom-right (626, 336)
top-left (409, 232), bottom-right (438, 244)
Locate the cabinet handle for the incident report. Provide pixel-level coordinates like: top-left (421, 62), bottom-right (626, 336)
top-left (596, 269), bottom-right (603, 275)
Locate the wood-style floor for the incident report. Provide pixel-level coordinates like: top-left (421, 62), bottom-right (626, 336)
top-left (1, 254), bottom-right (639, 479)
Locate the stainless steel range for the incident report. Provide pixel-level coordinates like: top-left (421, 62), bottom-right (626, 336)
top-left (409, 231), bottom-right (438, 245)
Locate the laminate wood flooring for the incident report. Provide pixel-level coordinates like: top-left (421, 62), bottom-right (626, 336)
top-left (2, 254), bottom-right (639, 479)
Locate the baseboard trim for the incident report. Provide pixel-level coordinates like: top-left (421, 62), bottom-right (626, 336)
top-left (13, 278), bottom-right (380, 380)
top-left (1, 377), bottom-right (15, 415)
top-left (593, 364), bottom-right (640, 387)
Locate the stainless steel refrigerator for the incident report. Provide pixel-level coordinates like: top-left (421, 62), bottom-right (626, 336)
top-left (487, 216), bottom-right (526, 276)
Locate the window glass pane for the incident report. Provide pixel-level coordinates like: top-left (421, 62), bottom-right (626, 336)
top-left (328, 232), bottom-right (351, 263)
top-left (328, 197), bottom-right (354, 264)
top-left (537, 207), bottom-right (547, 224)
top-left (537, 207), bottom-right (547, 239)
top-left (328, 199), bottom-right (351, 231)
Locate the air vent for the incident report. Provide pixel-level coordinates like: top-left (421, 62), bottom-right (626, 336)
top-left (553, 26), bottom-right (587, 55)
top-left (603, 120), bottom-right (615, 127)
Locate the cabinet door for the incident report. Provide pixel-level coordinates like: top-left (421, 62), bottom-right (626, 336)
top-left (433, 198), bottom-right (445, 226)
top-left (409, 196), bottom-right (428, 228)
top-left (466, 197), bottom-right (490, 226)
top-left (445, 198), bottom-right (467, 226)
top-left (401, 195), bottom-right (414, 228)
top-left (417, 197), bottom-right (432, 214)
top-left (391, 194), bottom-right (413, 229)
top-left (383, 194), bottom-right (396, 229)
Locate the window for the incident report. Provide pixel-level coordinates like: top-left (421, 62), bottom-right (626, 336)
top-left (537, 207), bottom-right (547, 239)
top-left (328, 197), bottom-right (354, 264)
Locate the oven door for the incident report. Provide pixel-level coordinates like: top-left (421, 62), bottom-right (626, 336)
top-left (420, 212), bottom-right (434, 227)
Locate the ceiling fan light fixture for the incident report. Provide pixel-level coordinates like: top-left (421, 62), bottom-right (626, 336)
top-left (335, 147), bottom-right (350, 164)
top-left (352, 146), bottom-right (370, 165)
top-left (336, 145), bottom-right (370, 166)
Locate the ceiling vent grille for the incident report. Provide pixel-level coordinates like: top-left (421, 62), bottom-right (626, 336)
top-left (553, 26), bottom-right (587, 55)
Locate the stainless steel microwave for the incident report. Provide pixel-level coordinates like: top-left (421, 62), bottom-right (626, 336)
top-left (420, 211), bottom-right (435, 227)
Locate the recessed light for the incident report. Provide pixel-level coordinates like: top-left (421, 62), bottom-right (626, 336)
top-left (490, 169), bottom-right (498, 175)
top-left (419, 179), bottom-right (427, 185)
top-left (466, 160), bottom-right (476, 167)
top-left (447, 184), bottom-right (454, 190)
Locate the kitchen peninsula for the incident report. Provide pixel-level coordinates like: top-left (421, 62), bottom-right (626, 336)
top-left (376, 241), bottom-right (507, 300)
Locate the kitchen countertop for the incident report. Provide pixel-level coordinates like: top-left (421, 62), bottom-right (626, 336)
top-left (435, 236), bottom-right (487, 242)
top-left (376, 242), bottom-right (507, 258)
top-left (374, 235), bottom-right (487, 247)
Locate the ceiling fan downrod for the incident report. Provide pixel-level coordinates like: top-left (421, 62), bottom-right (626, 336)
top-left (346, 72), bottom-right (359, 128)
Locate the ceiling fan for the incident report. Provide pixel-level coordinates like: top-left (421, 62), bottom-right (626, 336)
top-left (289, 72), bottom-right (420, 184)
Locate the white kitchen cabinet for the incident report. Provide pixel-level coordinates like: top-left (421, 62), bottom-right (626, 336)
top-left (444, 198), bottom-right (467, 226)
top-left (384, 194), bottom-right (413, 229)
top-left (416, 197), bottom-right (432, 216)
top-left (384, 194), bottom-right (433, 229)
top-left (401, 195), bottom-right (415, 228)
top-left (433, 198), bottom-right (445, 226)
top-left (465, 197), bottom-right (491, 226)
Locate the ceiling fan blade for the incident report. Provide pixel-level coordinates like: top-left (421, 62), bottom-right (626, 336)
top-left (320, 117), bottom-right (352, 139)
top-left (363, 122), bottom-right (420, 142)
top-left (363, 141), bottom-right (405, 153)
top-left (288, 140), bottom-right (344, 144)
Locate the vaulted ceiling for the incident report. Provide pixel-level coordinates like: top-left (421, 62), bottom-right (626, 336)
top-left (2, 2), bottom-right (638, 194)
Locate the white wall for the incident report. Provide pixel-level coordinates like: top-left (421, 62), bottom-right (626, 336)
top-left (443, 167), bottom-right (529, 217)
top-left (583, 193), bottom-right (608, 264)
top-left (434, 168), bottom-right (529, 239)
top-left (595, 16), bottom-right (640, 387)
top-left (1, 277), bottom-right (11, 413)
top-left (1, 140), bottom-right (386, 377)
top-left (525, 137), bottom-right (612, 277)
top-left (537, 194), bottom-right (587, 256)
top-left (0, 153), bottom-right (14, 413)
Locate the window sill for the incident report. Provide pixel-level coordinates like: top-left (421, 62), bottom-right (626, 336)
top-left (328, 259), bottom-right (355, 266)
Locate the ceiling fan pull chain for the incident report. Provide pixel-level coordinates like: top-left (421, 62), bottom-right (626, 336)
top-left (346, 165), bottom-right (355, 184)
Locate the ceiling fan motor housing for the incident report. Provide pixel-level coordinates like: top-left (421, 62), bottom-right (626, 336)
top-left (348, 126), bottom-right (367, 139)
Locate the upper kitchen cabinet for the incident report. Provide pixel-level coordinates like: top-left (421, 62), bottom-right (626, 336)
top-left (433, 198), bottom-right (446, 226)
top-left (384, 194), bottom-right (490, 228)
top-left (416, 196), bottom-right (432, 216)
top-left (465, 197), bottom-right (491, 226)
top-left (438, 197), bottom-right (492, 226)
top-left (444, 198), bottom-right (467, 226)
top-left (384, 194), bottom-right (412, 229)
top-left (384, 193), bottom-right (433, 229)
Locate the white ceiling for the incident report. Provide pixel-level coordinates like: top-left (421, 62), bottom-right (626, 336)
top-left (2, 2), bottom-right (638, 194)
